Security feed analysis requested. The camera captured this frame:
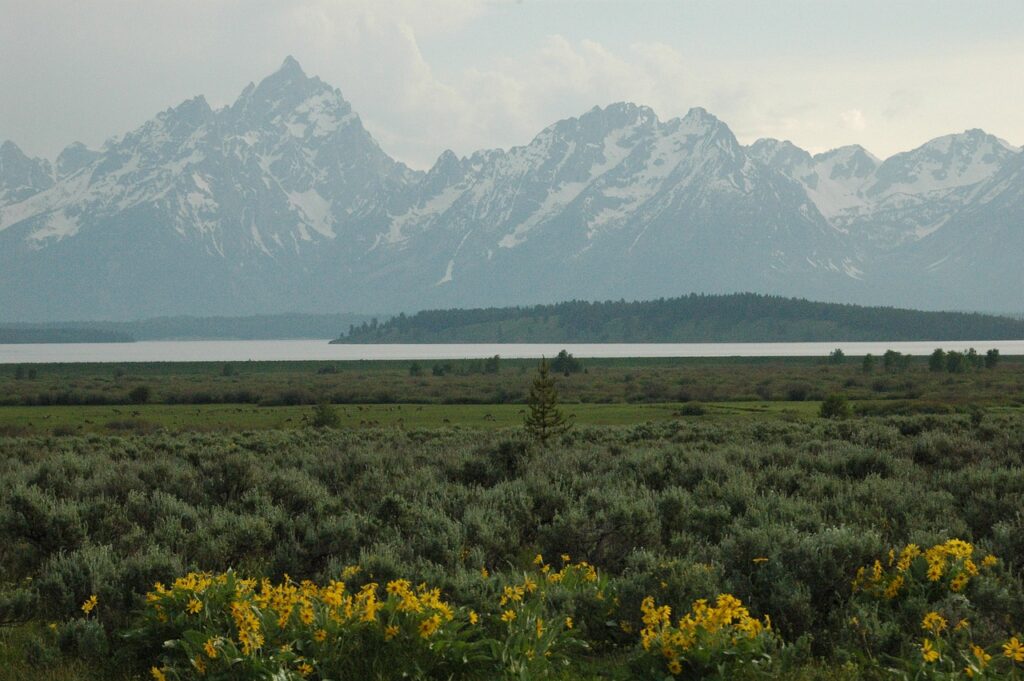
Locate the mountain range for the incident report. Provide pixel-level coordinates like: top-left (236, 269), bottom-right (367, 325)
top-left (2, 57), bottom-right (1021, 321)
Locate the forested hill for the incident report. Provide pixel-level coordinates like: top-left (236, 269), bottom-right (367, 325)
top-left (0, 314), bottom-right (374, 342)
top-left (0, 328), bottom-right (134, 344)
top-left (333, 294), bottom-right (1024, 343)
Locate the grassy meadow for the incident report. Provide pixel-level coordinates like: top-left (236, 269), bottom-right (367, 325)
top-left (1, 353), bottom-right (1024, 680)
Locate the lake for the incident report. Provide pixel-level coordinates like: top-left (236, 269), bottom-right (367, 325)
top-left (2, 339), bottom-right (1023, 363)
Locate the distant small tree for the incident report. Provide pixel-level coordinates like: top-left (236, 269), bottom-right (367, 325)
top-left (946, 351), bottom-right (967, 374)
top-left (985, 348), bottom-right (1000, 369)
top-left (928, 349), bottom-right (946, 372)
top-left (966, 348), bottom-right (983, 369)
top-left (128, 385), bottom-right (151, 404)
top-left (882, 350), bottom-right (901, 373)
top-left (828, 348), bottom-right (846, 365)
top-left (820, 393), bottom-right (852, 419)
top-left (551, 349), bottom-right (582, 375)
top-left (409, 362), bottom-right (423, 377)
top-left (310, 401), bottom-right (340, 429)
top-left (861, 354), bottom-right (875, 374)
top-left (483, 355), bottom-right (501, 374)
top-left (524, 359), bottom-right (571, 445)
top-left (883, 350), bottom-right (911, 373)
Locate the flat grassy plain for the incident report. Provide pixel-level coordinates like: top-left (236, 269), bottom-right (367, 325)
top-left (0, 401), bottom-right (830, 435)
top-left (2, 353), bottom-right (1022, 413)
top-left (2, 355), bottom-right (1023, 680)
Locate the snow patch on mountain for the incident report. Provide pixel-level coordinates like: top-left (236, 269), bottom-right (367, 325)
top-left (28, 211), bottom-right (79, 243)
top-left (287, 189), bottom-right (334, 238)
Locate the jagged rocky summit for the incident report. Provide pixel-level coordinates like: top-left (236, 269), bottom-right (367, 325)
top-left (2, 57), bottom-right (1021, 320)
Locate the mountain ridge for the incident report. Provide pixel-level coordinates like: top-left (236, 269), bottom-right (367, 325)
top-left (2, 57), bottom-right (1022, 321)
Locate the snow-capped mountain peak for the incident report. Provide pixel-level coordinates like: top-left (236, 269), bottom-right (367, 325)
top-left (2, 58), bottom-right (1022, 320)
top-left (867, 128), bottom-right (1016, 199)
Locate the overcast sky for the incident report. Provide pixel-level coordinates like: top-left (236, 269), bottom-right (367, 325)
top-left (2, 0), bottom-right (1023, 169)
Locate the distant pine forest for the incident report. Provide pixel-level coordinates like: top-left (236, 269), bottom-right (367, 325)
top-left (0, 313), bottom-right (374, 343)
top-left (0, 328), bottom-right (134, 344)
top-left (334, 293), bottom-right (1024, 343)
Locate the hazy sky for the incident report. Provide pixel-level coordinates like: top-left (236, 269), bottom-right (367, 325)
top-left (2, 0), bottom-right (1023, 169)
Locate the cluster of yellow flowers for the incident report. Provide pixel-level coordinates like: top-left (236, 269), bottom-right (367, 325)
top-left (484, 554), bottom-right (607, 673)
top-left (638, 593), bottom-right (773, 676)
top-left (80, 594), bottom-right (98, 615)
top-left (528, 553), bottom-right (600, 586)
top-left (916, 611), bottom-right (1024, 677)
top-left (850, 543), bottom-right (1021, 679)
top-left (140, 558), bottom-right (611, 680)
top-left (853, 539), bottom-right (998, 599)
top-left (143, 569), bottom-right (461, 679)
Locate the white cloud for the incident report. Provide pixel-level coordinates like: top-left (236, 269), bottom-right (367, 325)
top-left (840, 109), bottom-right (868, 131)
top-left (2, 1), bottom-right (1023, 167)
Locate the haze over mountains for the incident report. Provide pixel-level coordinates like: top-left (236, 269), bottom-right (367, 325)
top-left (1, 57), bottom-right (1021, 322)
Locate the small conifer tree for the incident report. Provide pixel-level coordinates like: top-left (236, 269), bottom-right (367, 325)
top-left (524, 358), bottom-right (571, 445)
top-left (310, 401), bottom-right (341, 429)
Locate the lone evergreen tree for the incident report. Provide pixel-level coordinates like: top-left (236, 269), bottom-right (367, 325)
top-left (861, 354), bottom-right (875, 374)
top-left (524, 358), bottom-right (571, 445)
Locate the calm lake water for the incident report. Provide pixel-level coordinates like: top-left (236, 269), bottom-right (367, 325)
top-left (2, 340), bottom-right (1024, 363)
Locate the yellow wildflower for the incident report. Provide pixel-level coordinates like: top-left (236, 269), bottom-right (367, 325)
top-left (950, 573), bottom-right (969, 592)
top-left (972, 643), bottom-right (992, 668)
top-left (533, 553), bottom-right (544, 565)
top-left (536, 617), bottom-right (544, 639)
top-left (1004, 636), bottom-right (1024, 662)
top-left (192, 657), bottom-right (206, 674)
top-left (921, 638), bottom-right (940, 663)
top-left (468, 610), bottom-right (478, 625)
top-left (150, 668), bottom-right (167, 681)
top-left (897, 544), bottom-right (921, 571)
top-left (922, 612), bottom-right (947, 634)
top-left (501, 609), bottom-right (517, 623)
top-left (297, 662), bottom-right (314, 677)
top-left (313, 628), bottom-right (327, 642)
top-left (419, 614), bottom-right (442, 638)
top-left (561, 554), bottom-right (570, 563)
top-left (500, 585), bottom-right (524, 605)
top-left (81, 595), bottom-right (98, 615)
top-left (384, 624), bottom-right (400, 641)
top-left (203, 637), bottom-right (219, 659)
top-left (299, 600), bottom-right (315, 625)
top-left (667, 658), bottom-right (682, 674)
top-left (186, 597), bottom-right (203, 614)
top-left (982, 554), bottom-right (998, 568)
top-left (565, 616), bottom-right (573, 630)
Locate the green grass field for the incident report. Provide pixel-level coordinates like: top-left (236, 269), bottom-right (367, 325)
top-left (3, 355), bottom-right (1024, 680)
top-left (0, 400), bottom-right (831, 435)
